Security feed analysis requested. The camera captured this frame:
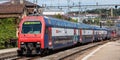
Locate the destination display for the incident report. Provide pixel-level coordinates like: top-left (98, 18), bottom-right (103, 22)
top-left (24, 21), bottom-right (41, 24)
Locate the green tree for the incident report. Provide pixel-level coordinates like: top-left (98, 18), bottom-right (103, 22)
top-left (0, 18), bottom-right (17, 49)
top-left (54, 14), bottom-right (62, 19)
top-left (106, 20), bottom-right (114, 26)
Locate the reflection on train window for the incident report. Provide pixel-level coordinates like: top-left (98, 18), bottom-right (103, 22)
top-left (22, 21), bottom-right (42, 34)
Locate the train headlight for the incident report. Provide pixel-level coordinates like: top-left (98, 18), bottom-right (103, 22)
top-left (36, 42), bottom-right (40, 47)
top-left (37, 42), bottom-right (40, 44)
top-left (20, 42), bottom-right (25, 48)
top-left (21, 42), bottom-right (24, 44)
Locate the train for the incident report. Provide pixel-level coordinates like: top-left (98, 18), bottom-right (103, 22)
top-left (17, 15), bottom-right (115, 55)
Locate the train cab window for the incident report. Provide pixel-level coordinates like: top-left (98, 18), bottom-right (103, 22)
top-left (22, 21), bottom-right (42, 34)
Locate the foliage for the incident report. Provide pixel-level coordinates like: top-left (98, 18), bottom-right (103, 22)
top-left (54, 14), bottom-right (78, 23)
top-left (82, 17), bottom-right (100, 25)
top-left (0, 18), bottom-right (17, 49)
top-left (70, 19), bottom-right (78, 23)
top-left (106, 20), bottom-right (114, 26)
top-left (85, 8), bottom-right (120, 16)
top-left (54, 14), bottom-right (62, 19)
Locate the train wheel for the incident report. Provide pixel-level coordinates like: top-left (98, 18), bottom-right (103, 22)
top-left (17, 50), bottom-right (23, 56)
top-left (41, 49), bottom-right (46, 56)
top-left (36, 48), bottom-right (41, 55)
top-left (49, 49), bottom-right (53, 54)
top-left (41, 49), bottom-right (50, 56)
top-left (26, 49), bottom-right (32, 56)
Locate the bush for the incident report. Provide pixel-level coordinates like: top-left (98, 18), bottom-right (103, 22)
top-left (0, 18), bottom-right (17, 49)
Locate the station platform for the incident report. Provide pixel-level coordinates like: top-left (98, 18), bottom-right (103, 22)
top-left (0, 48), bottom-right (17, 54)
top-left (81, 40), bottom-right (120, 60)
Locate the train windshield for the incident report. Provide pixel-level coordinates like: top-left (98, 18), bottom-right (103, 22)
top-left (22, 21), bottom-right (42, 34)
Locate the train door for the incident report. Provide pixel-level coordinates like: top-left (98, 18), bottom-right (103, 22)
top-left (44, 27), bottom-right (52, 49)
top-left (92, 30), bottom-right (94, 42)
top-left (80, 29), bottom-right (82, 43)
top-left (94, 30), bottom-right (98, 41)
top-left (111, 30), bottom-right (116, 38)
top-left (73, 29), bottom-right (78, 44)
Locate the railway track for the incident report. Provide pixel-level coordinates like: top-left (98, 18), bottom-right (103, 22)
top-left (59, 41), bottom-right (108, 60)
top-left (2, 55), bottom-right (42, 60)
top-left (35, 40), bottom-right (112, 60)
top-left (0, 39), bottom-right (118, 60)
top-left (12, 57), bottom-right (33, 60)
top-left (0, 51), bottom-right (17, 60)
top-left (4, 56), bottom-right (39, 60)
top-left (59, 39), bottom-right (119, 60)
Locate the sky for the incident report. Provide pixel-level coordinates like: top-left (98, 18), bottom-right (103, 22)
top-left (27, 0), bottom-right (120, 11)
top-left (27, 0), bottom-right (120, 6)
top-left (27, 0), bottom-right (120, 10)
top-left (0, 0), bottom-right (120, 11)
top-left (0, 0), bottom-right (120, 5)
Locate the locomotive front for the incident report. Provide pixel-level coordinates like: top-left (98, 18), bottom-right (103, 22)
top-left (17, 16), bottom-right (45, 55)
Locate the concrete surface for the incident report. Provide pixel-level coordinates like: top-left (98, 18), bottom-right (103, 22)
top-left (82, 40), bottom-right (120, 60)
top-left (0, 48), bottom-right (17, 54)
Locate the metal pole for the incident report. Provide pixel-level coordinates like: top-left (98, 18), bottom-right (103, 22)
top-left (58, 0), bottom-right (60, 6)
top-left (58, 0), bottom-right (60, 9)
top-left (78, 1), bottom-right (81, 23)
top-left (111, 8), bottom-right (113, 17)
top-left (51, 0), bottom-right (53, 6)
top-left (67, 0), bottom-right (70, 13)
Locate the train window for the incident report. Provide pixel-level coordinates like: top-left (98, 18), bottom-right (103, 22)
top-left (22, 21), bottom-right (42, 34)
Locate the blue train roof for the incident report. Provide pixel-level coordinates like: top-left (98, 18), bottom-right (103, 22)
top-left (82, 23), bottom-right (94, 29)
top-left (93, 26), bottom-right (101, 30)
top-left (76, 23), bottom-right (89, 29)
top-left (93, 26), bottom-right (109, 30)
top-left (44, 16), bottom-right (92, 29)
top-left (116, 24), bottom-right (120, 27)
top-left (44, 16), bottom-right (100, 29)
top-left (44, 16), bottom-right (77, 28)
top-left (102, 27), bottom-right (112, 31)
